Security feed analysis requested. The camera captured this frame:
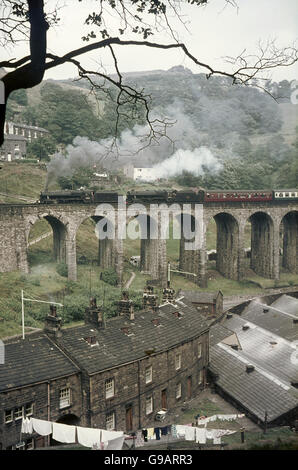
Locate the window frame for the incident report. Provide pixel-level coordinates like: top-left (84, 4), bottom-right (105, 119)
top-left (105, 378), bottom-right (115, 399)
top-left (106, 412), bottom-right (115, 431)
top-left (175, 353), bottom-right (181, 370)
top-left (4, 409), bottom-right (13, 424)
top-left (14, 406), bottom-right (24, 421)
top-left (25, 403), bottom-right (34, 417)
top-left (198, 342), bottom-right (202, 359)
top-left (59, 387), bottom-right (71, 409)
top-left (145, 366), bottom-right (153, 384)
top-left (176, 383), bottom-right (182, 399)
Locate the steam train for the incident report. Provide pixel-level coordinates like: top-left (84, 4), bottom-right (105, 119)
top-left (39, 189), bottom-right (298, 205)
top-left (126, 189), bottom-right (298, 203)
top-left (39, 190), bottom-right (120, 204)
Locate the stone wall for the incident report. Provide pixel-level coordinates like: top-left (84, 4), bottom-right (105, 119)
top-left (0, 201), bottom-right (297, 287)
top-left (88, 332), bottom-right (209, 433)
top-left (0, 373), bottom-right (82, 450)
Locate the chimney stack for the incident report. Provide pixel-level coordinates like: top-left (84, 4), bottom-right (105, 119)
top-left (84, 297), bottom-right (103, 328)
top-left (143, 285), bottom-right (158, 311)
top-left (44, 304), bottom-right (62, 338)
top-left (162, 286), bottom-right (175, 304)
top-left (129, 304), bottom-right (135, 321)
top-left (118, 291), bottom-right (133, 316)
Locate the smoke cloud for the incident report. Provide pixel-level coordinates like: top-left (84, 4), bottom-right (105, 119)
top-left (46, 102), bottom-right (224, 185)
top-left (152, 147), bottom-right (222, 179)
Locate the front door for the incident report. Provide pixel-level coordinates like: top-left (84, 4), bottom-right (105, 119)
top-left (161, 389), bottom-right (167, 409)
top-left (126, 405), bottom-right (133, 432)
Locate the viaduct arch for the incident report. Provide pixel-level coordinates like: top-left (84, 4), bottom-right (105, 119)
top-left (0, 200), bottom-right (297, 287)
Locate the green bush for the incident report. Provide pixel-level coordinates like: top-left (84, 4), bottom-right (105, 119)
top-left (56, 262), bottom-right (68, 277)
top-left (100, 268), bottom-right (118, 286)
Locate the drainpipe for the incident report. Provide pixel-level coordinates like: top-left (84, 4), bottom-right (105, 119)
top-left (138, 360), bottom-right (141, 430)
top-left (47, 381), bottom-right (50, 447)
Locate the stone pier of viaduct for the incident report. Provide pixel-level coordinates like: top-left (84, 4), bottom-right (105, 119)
top-left (0, 200), bottom-right (297, 287)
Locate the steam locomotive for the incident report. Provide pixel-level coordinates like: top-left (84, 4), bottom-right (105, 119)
top-left (39, 190), bottom-right (120, 204)
top-left (39, 188), bottom-right (298, 205)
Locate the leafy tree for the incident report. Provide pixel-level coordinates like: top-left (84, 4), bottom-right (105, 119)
top-left (57, 166), bottom-right (94, 189)
top-left (56, 262), bottom-right (68, 277)
top-left (26, 134), bottom-right (57, 161)
top-left (101, 268), bottom-right (118, 286)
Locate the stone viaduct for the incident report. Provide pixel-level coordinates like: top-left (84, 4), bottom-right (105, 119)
top-left (0, 199), bottom-right (297, 287)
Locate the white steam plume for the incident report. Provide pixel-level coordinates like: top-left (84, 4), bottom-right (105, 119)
top-left (152, 147), bottom-right (222, 179)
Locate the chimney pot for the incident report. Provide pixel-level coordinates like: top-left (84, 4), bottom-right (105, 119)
top-left (50, 304), bottom-right (57, 317)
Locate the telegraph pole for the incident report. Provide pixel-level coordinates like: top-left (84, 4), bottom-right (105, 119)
top-left (21, 290), bottom-right (63, 340)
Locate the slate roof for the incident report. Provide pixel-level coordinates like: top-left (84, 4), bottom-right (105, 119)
top-left (223, 315), bottom-right (298, 385)
top-left (209, 323), bottom-right (235, 347)
top-left (209, 345), bottom-right (298, 423)
top-left (209, 294), bottom-right (298, 423)
top-left (241, 299), bottom-right (298, 342)
top-left (0, 335), bottom-right (80, 392)
top-left (178, 290), bottom-right (221, 304)
top-left (58, 302), bottom-right (209, 375)
top-left (271, 295), bottom-right (298, 316)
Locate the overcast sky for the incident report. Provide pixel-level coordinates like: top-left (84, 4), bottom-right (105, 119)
top-left (3, 0), bottom-right (298, 82)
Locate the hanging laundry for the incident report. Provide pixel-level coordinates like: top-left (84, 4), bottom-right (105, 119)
top-left (52, 422), bottom-right (76, 444)
top-left (32, 418), bottom-right (52, 436)
top-left (213, 437), bottom-right (221, 445)
top-left (142, 429), bottom-right (148, 442)
top-left (77, 426), bottom-right (101, 448)
top-left (216, 414), bottom-right (239, 422)
top-left (154, 428), bottom-right (161, 440)
top-left (135, 430), bottom-right (145, 448)
top-left (106, 435), bottom-right (125, 450)
top-left (195, 427), bottom-right (207, 444)
top-left (21, 417), bottom-right (33, 434)
top-left (147, 428), bottom-right (155, 440)
top-left (101, 429), bottom-right (124, 443)
top-left (185, 427), bottom-right (196, 441)
top-left (161, 426), bottom-right (168, 436)
top-left (171, 425), bottom-right (177, 438)
top-left (176, 425), bottom-right (187, 437)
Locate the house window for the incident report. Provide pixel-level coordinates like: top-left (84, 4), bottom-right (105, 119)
top-left (105, 378), bottom-right (115, 399)
top-left (106, 412), bottom-right (115, 431)
top-left (175, 353), bottom-right (181, 370)
top-left (25, 403), bottom-right (33, 417)
top-left (15, 406), bottom-right (24, 421)
top-left (176, 383), bottom-right (182, 399)
top-left (198, 343), bottom-right (202, 358)
top-left (5, 410), bottom-right (13, 424)
top-left (198, 369), bottom-right (204, 385)
top-left (145, 366), bottom-right (152, 384)
top-left (59, 388), bottom-right (71, 409)
top-left (146, 396), bottom-right (153, 415)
